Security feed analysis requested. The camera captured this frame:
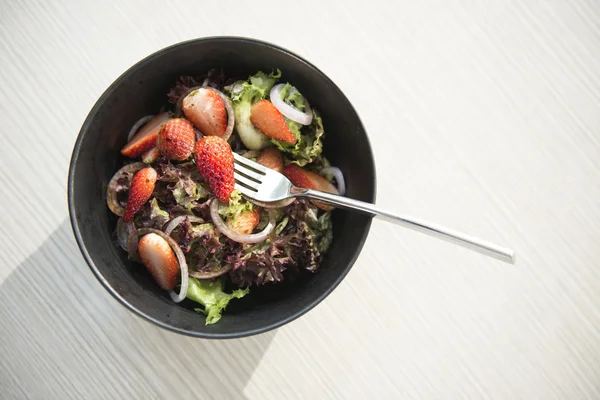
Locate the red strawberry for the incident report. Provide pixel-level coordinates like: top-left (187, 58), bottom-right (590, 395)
top-left (157, 118), bottom-right (195, 160)
top-left (227, 208), bottom-right (261, 234)
top-left (250, 100), bottom-right (297, 144)
top-left (141, 147), bottom-right (160, 164)
top-left (121, 113), bottom-right (170, 158)
top-left (283, 164), bottom-right (339, 211)
top-left (182, 88), bottom-right (227, 137)
top-left (256, 147), bottom-right (284, 173)
top-left (193, 136), bottom-right (234, 203)
top-left (122, 167), bottom-right (157, 222)
top-left (138, 233), bottom-right (179, 290)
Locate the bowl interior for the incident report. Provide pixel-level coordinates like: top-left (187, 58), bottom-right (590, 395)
top-left (69, 38), bottom-right (375, 338)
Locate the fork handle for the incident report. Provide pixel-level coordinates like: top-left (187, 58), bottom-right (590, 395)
top-left (298, 189), bottom-right (516, 264)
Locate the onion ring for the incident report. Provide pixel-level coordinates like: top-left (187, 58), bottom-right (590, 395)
top-left (320, 166), bottom-right (346, 196)
top-left (210, 198), bottom-right (276, 243)
top-left (126, 228), bottom-right (189, 303)
top-left (106, 162), bottom-right (146, 216)
top-left (174, 86), bottom-right (201, 117)
top-left (116, 218), bottom-right (135, 251)
top-left (164, 215), bottom-right (205, 236)
top-left (270, 83), bottom-right (313, 125)
top-left (189, 264), bottom-right (233, 280)
top-left (127, 115), bottom-right (155, 141)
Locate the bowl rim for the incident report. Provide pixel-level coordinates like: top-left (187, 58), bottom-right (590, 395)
top-left (68, 36), bottom-right (377, 339)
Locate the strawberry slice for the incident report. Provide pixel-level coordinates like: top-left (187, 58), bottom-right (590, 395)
top-left (141, 147), bottom-right (160, 164)
top-left (256, 147), bottom-right (284, 173)
top-left (157, 118), bottom-right (195, 160)
top-left (122, 167), bottom-right (157, 222)
top-left (193, 136), bottom-right (234, 203)
top-left (227, 208), bottom-right (261, 234)
top-left (250, 100), bottom-right (297, 144)
top-left (121, 113), bottom-right (170, 158)
top-left (138, 233), bottom-right (179, 290)
top-left (283, 164), bottom-right (339, 211)
top-left (182, 88), bottom-right (227, 137)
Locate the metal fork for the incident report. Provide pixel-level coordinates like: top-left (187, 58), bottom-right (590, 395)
top-left (232, 153), bottom-right (516, 264)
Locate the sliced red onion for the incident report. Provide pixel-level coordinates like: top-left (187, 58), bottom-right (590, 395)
top-left (175, 86), bottom-right (201, 117)
top-left (210, 198), bottom-right (275, 243)
top-left (116, 218), bottom-right (135, 251)
top-left (245, 196), bottom-right (294, 209)
top-left (189, 264), bottom-right (233, 280)
top-left (127, 115), bottom-right (155, 141)
top-left (270, 83), bottom-right (313, 125)
top-left (164, 215), bottom-right (205, 236)
top-left (320, 166), bottom-right (346, 196)
top-left (210, 88), bottom-right (235, 141)
top-left (126, 228), bottom-right (189, 303)
top-left (106, 162), bottom-right (146, 216)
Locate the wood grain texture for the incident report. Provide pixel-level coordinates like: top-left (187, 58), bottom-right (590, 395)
top-left (1, 0), bottom-right (600, 398)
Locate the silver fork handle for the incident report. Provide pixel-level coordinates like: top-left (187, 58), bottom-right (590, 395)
top-left (298, 189), bottom-right (516, 264)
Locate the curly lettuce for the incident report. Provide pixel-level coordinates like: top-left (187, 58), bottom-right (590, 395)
top-left (186, 277), bottom-right (249, 325)
top-left (218, 190), bottom-right (253, 220)
top-left (172, 177), bottom-right (208, 210)
top-left (227, 199), bottom-right (333, 286)
top-left (278, 83), bottom-right (307, 111)
top-left (134, 198), bottom-right (170, 229)
top-left (272, 111), bottom-right (325, 167)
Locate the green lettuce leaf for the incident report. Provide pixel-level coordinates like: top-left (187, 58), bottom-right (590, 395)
top-left (218, 190), bottom-right (253, 220)
top-left (296, 201), bottom-right (333, 253)
top-left (187, 277), bottom-right (249, 325)
top-left (272, 112), bottom-right (325, 167)
top-left (172, 178), bottom-right (208, 210)
top-left (278, 83), bottom-right (307, 111)
top-left (314, 211), bottom-right (333, 253)
top-left (149, 198), bottom-right (170, 228)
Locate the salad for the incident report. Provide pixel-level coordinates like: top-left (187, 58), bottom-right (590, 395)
top-left (106, 69), bottom-right (345, 324)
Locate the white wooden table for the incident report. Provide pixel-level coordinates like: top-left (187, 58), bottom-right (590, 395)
top-left (2, 1), bottom-right (600, 398)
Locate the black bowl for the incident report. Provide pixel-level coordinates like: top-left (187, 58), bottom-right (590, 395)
top-left (68, 37), bottom-right (376, 338)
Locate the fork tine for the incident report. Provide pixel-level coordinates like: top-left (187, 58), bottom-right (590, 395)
top-left (232, 153), bottom-right (267, 174)
top-left (233, 172), bottom-right (261, 190)
top-left (233, 163), bottom-right (265, 182)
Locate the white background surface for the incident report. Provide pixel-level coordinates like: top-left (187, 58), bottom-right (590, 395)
top-left (1, 0), bottom-right (600, 398)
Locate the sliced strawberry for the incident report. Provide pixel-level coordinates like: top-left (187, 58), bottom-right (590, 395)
top-left (182, 88), bottom-right (227, 137)
top-left (250, 100), bottom-right (297, 144)
top-left (121, 113), bottom-right (170, 158)
top-left (141, 147), bottom-right (160, 164)
top-left (193, 136), bottom-right (234, 203)
top-left (122, 167), bottom-right (157, 222)
top-left (283, 164), bottom-right (338, 211)
top-left (227, 208), bottom-right (261, 234)
top-left (138, 233), bottom-right (179, 290)
top-left (256, 147), bottom-right (284, 173)
top-left (157, 118), bottom-right (195, 160)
